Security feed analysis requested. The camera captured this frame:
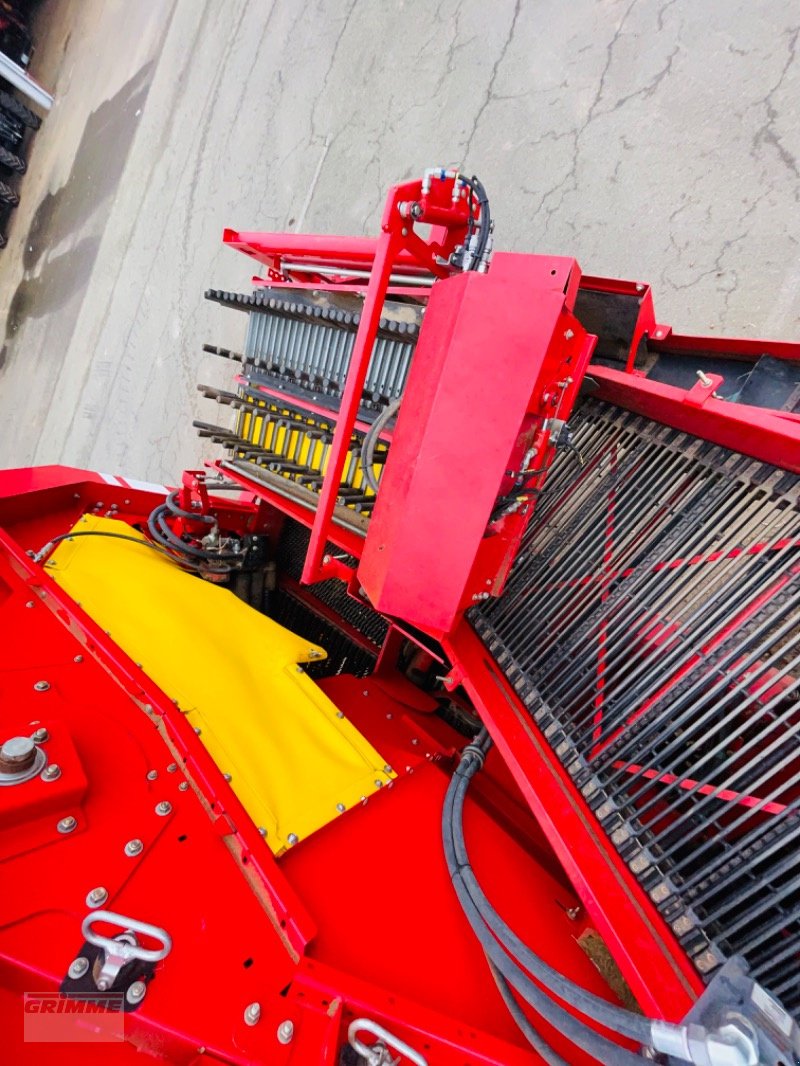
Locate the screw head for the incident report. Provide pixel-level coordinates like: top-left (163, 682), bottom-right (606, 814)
top-left (68, 957), bottom-right (89, 980)
top-left (125, 838), bottom-right (143, 856)
top-left (146, 770), bottom-right (158, 781)
top-left (31, 727), bottom-right (49, 744)
top-left (155, 801), bottom-right (172, 816)
top-left (277, 1019), bottom-right (294, 1044)
top-left (86, 886), bottom-right (108, 908)
top-left (178, 782), bottom-right (189, 792)
top-left (57, 816), bottom-right (77, 834)
top-left (244, 1002), bottom-right (261, 1026)
top-left (126, 980), bottom-right (147, 1005)
top-left (287, 833), bottom-right (299, 846)
top-left (42, 763), bottom-right (62, 781)
top-left (34, 681), bottom-right (50, 692)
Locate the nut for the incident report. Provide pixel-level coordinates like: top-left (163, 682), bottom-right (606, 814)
top-left (244, 1002), bottom-right (261, 1026)
top-left (68, 957), bottom-right (89, 980)
top-left (57, 816), bottom-right (77, 834)
top-left (86, 886), bottom-right (109, 908)
top-left (126, 980), bottom-right (147, 1005)
top-left (124, 838), bottom-right (144, 857)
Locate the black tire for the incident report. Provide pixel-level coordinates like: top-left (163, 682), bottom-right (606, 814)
top-left (0, 145), bottom-right (25, 173)
top-left (0, 180), bottom-right (19, 206)
top-left (0, 90), bottom-right (41, 130)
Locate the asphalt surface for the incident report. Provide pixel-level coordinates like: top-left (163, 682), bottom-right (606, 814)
top-left (0, 0), bottom-right (798, 481)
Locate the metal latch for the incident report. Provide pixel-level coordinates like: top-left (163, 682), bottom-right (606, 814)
top-left (347, 1018), bottom-right (428, 1066)
top-left (82, 910), bottom-right (171, 991)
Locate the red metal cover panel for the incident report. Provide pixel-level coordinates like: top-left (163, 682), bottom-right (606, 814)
top-left (359, 253), bottom-right (579, 635)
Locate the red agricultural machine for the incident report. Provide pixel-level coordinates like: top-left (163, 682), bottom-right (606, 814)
top-left (1, 169), bottom-right (799, 1065)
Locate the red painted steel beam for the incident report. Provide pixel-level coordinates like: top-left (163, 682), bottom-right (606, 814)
top-left (590, 365), bottom-right (800, 472)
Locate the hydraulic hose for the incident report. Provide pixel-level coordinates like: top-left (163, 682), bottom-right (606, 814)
top-left (443, 736), bottom-right (657, 1064)
top-left (360, 398), bottom-right (401, 495)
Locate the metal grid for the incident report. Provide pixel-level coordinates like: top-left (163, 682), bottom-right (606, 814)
top-left (472, 398), bottom-right (800, 1013)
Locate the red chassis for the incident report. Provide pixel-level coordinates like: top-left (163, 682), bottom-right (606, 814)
top-left (1, 169), bottom-right (798, 1064)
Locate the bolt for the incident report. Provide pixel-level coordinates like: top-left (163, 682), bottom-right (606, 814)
top-left (125, 838), bottom-right (144, 857)
top-left (126, 980), bottom-right (147, 1005)
top-left (96, 978), bottom-right (110, 991)
top-left (566, 906), bottom-right (582, 920)
top-left (335, 710), bottom-right (344, 719)
top-left (257, 826), bottom-right (267, 836)
top-left (155, 801), bottom-right (172, 816)
top-left (336, 803), bottom-right (345, 813)
top-left (287, 833), bottom-right (299, 846)
top-left (25, 600), bottom-right (34, 608)
top-left (374, 780), bottom-right (383, 788)
top-left (385, 712), bottom-right (393, 720)
top-left (635, 283), bottom-right (645, 293)
top-left (244, 1002), bottom-right (261, 1027)
top-left (383, 765), bottom-right (393, 774)
top-left (411, 738), bottom-right (419, 746)
top-left (42, 763), bottom-right (62, 782)
top-left (31, 727), bottom-right (49, 743)
top-left (146, 770), bottom-right (158, 781)
top-left (143, 703), bottom-right (153, 714)
top-left (223, 773), bottom-right (232, 782)
top-left (564, 329), bottom-right (575, 340)
top-left (194, 727), bottom-right (202, 735)
top-left (277, 1019), bottom-right (294, 1044)
top-left (86, 887), bottom-right (108, 908)
top-left (178, 782), bottom-right (189, 792)
top-left (167, 763), bottom-right (178, 773)
top-left (68, 957), bottom-right (89, 980)
top-left (654, 329), bottom-right (663, 339)
top-left (74, 654), bottom-right (83, 663)
top-left (322, 554), bottom-right (331, 564)
top-left (57, 816), bottom-right (77, 834)
top-left (34, 681), bottom-right (50, 692)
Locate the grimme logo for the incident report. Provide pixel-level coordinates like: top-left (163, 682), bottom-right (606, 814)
top-left (24, 993), bottom-right (126, 1042)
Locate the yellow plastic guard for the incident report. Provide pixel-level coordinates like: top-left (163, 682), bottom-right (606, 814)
top-left (48, 516), bottom-right (394, 853)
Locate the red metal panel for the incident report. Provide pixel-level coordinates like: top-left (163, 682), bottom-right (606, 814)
top-left (359, 253), bottom-right (587, 636)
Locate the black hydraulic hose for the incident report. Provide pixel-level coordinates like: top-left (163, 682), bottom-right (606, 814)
top-left (487, 958), bottom-right (569, 1066)
top-left (442, 738), bottom-right (654, 1063)
top-left (360, 398), bottom-right (401, 495)
top-left (458, 174), bottom-right (491, 268)
top-left (148, 504), bottom-right (241, 563)
top-left (164, 490), bottom-right (215, 524)
top-left (33, 529), bottom-right (195, 566)
top-left (447, 762), bottom-right (652, 1046)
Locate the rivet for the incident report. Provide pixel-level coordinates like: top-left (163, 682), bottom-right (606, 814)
top-left (126, 980), bottom-right (147, 1005)
top-left (155, 801), bottom-right (172, 816)
top-left (277, 1019), bottom-right (294, 1044)
top-left (42, 763), bottom-right (61, 781)
top-left (244, 1002), bottom-right (262, 1026)
top-left (86, 886), bottom-right (108, 908)
top-left (73, 654), bottom-right (83, 663)
top-left (287, 833), bottom-right (299, 846)
top-left (34, 681), bottom-right (50, 692)
top-left (57, 816), bottom-right (77, 834)
top-left (178, 782), bottom-right (189, 792)
top-left (125, 838), bottom-right (144, 856)
top-left (146, 770), bottom-right (158, 781)
top-left (31, 727), bottom-right (49, 743)
top-left (336, 803), bottom-right (345, 813)
top-left (68, 957), bottom-right (89, 979)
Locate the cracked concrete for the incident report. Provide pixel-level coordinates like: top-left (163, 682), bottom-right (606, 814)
top-left (0, 0), bottom-right (797, 481)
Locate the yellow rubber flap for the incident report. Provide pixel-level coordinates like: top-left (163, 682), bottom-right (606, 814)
top-left (48, 516), bottom-right (393, 853)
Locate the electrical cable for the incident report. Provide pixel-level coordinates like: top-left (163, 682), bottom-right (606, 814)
top-left (443, 735), bottom-right (657, 1064)
top-left (32, 529), bottom-right (202, 570)
top-left (360, 398), bottom-right (401, 494)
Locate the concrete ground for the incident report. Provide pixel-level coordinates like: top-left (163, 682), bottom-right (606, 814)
top-left (0, 0), bottom-right (797, 482)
